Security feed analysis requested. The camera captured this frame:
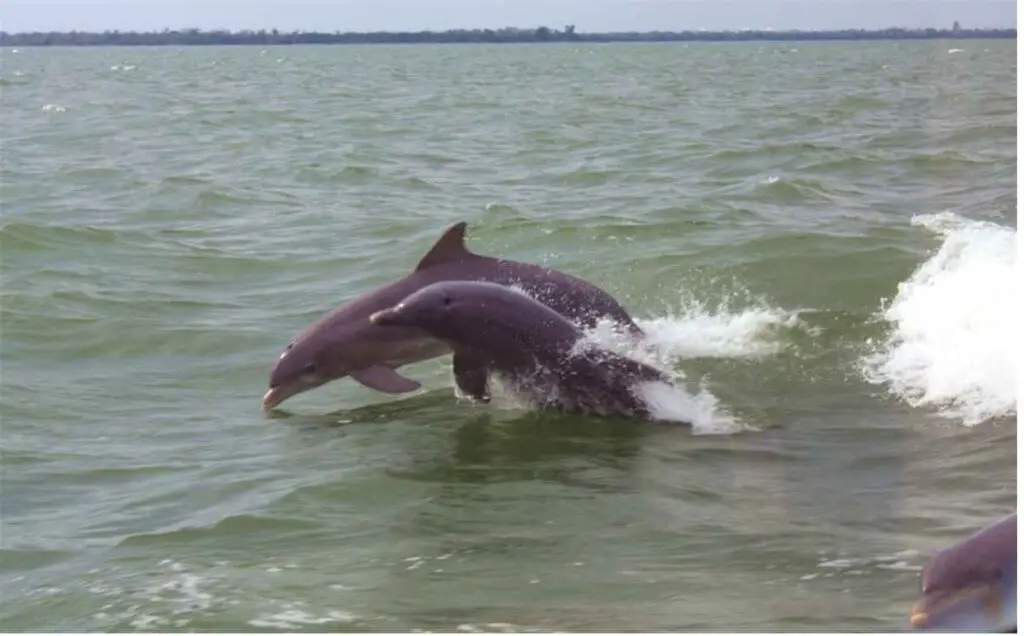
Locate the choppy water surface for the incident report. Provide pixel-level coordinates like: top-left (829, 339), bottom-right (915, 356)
top-left (0, 41), bottom-right (1016, 632)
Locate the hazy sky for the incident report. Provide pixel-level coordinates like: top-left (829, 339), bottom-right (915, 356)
top-left (0, 0), bottom-right (1015, 33)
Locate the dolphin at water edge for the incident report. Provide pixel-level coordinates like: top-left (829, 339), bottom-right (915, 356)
top-left (263, 221), bottom-right (645, 410)
top-left (368, 280), bottom-right (680, 422)
top-left (910, 512), bottom-right (1016, 633)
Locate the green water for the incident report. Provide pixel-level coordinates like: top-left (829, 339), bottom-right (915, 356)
top-left (0, 41), bottom-right (1016, 632)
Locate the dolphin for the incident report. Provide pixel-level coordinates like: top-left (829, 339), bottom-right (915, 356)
top-left (911, 512), bottom-right (1017, 633)
top-left (368, 280), bottom-right (677, 421)
top-left (263, 221), bottom-right (644, 410)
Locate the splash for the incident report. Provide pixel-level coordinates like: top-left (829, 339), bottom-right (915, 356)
top-left (576, 292), bottom-right (803, 434)
top-left (584, 293), bottom-right (806, 363)
top-left (634, 378), bottom-right (744, 435)
top-left (637, 307), bottom-right (804, 360)
top-left (861, 212), bottom-right (1017, 426)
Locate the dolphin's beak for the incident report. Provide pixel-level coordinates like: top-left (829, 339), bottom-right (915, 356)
top-left (369, 305), bottom-right (404, 327)
top-left (261, 381), bottom-right (310, 411)
top-left (262, 385), bottom-right (290, 410)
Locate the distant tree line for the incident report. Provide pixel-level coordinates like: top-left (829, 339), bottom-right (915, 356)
top-left (0, 25), bottom-right (1015, 47)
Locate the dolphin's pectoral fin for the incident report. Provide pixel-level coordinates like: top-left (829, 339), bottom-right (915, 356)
top-left (452, 351), bottom-right (491, 403)
top-left (351, 365), bottom-right (422, 394)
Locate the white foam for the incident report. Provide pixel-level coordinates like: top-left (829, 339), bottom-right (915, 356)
top-left (634, 305), bottom-right (805, 360)
top-left (143, 562), bottom-right (214, 614)
top-left (578, 288), bottom-right (805, 366)
top-left (799, 549), bottom-right (924, 581)
top-left (635, 379), bottom-right (744, 435)
top-left (129, 614), bottom-right (165, 630)
top-left (861, 212), bottom-right (1017, 426)
top-left (456, 623), bottom-right (541, 633)
top-left (41, 104), bottom-right (66, 113)
top-left (248, 606), bottom-right (357, 629)
top-left (82, 559), bottom-right (218, 630)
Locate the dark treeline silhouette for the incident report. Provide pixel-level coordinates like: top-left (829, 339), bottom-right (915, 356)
top-left (0, 25), bottom-right (1015, 47)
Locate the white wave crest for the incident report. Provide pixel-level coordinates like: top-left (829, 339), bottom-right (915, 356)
top-left (861, 212), bottom-right (1017, 426)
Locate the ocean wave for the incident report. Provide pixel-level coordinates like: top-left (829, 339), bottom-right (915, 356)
top-left (861, 212), bottom-right (1017, 425)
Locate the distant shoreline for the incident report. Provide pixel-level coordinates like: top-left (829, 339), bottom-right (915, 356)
top-left (1, 26), bottom-right (1016, 47)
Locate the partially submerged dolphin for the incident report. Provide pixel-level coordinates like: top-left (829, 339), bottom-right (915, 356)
top-left (369, 280), bottom-right (677, 421)
top-left (263, 222), bottom-right (644, 410)
top-left (911, 512), bottom-right (1017, 633)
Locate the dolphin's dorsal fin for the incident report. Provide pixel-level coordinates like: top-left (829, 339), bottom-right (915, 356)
top-left (415, 221), bottom-right (476, 271)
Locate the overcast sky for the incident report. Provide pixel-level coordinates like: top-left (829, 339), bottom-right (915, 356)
top-left (0, 0), bottom-right (1015, 33)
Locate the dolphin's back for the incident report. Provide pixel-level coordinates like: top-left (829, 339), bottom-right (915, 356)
top-left (483, 258), bottom-right (640, 333)
top-left (416, 257), bottom-right (639, 335)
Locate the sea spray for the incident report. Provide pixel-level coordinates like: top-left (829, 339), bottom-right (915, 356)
top-left (861, 212), bottom-right (1017, 425)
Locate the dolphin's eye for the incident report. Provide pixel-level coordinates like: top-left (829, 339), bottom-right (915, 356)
top-left (302, 362), bottom-right (316, 375)
top-left (443, 295), bottom-right (452, 307)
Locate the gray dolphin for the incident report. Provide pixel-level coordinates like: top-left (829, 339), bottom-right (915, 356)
top-left (263, 222), bottom-right (644, 410)
top-left (368, 280), bottom-right (677, 421)
top-left (911, 512), bottom-right (1017, 633)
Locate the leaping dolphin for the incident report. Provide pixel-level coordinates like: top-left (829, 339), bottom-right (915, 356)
top-left (369, 280), bottom-right (678, 421)
top-left (263, 221), bottom-right (644, 410)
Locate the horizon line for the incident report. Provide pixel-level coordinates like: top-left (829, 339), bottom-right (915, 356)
top-left (2, 25), bottom-right (1015, 35)
top-left (2, 25), bottom-right (1015, 46)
